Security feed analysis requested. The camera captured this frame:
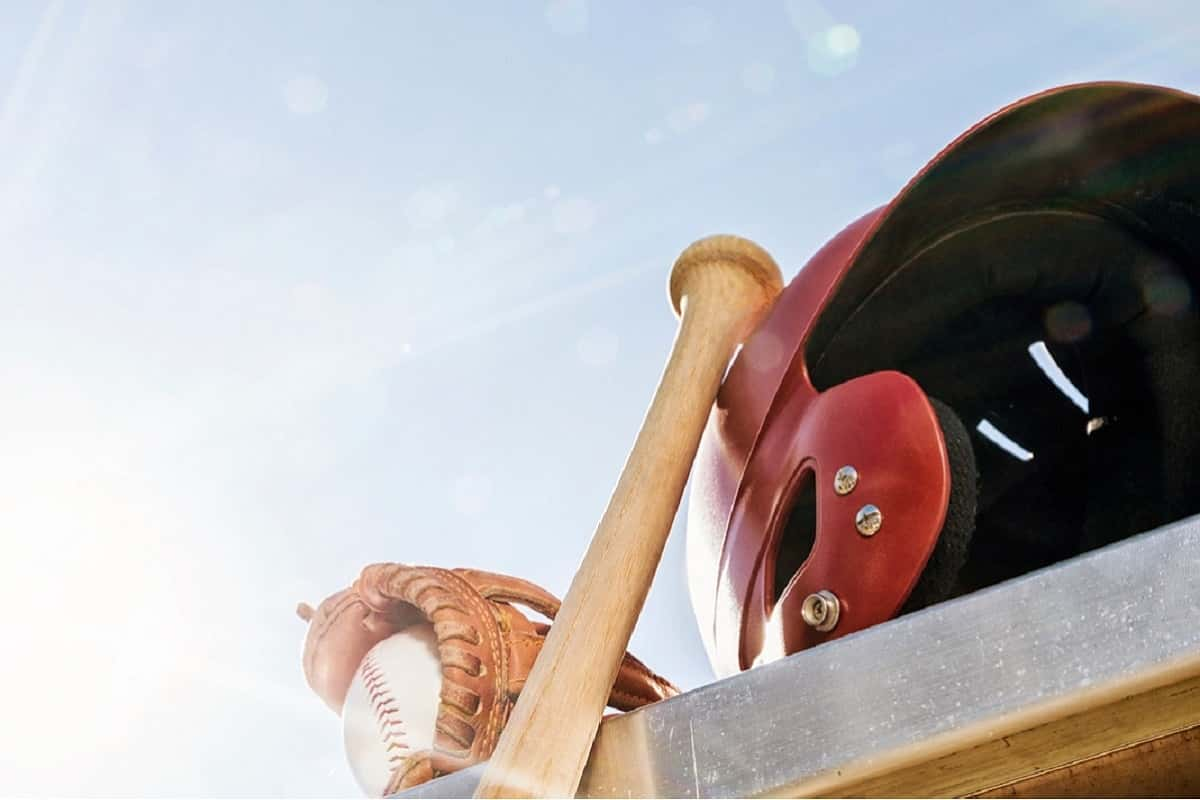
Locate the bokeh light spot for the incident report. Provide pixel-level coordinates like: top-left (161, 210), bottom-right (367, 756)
top-left (1044, 301), bottom-right (1093, 344)
top-left (283, 75), bottom-right (329, 115)
top-left (545, 0), bottom-right (588, 34)
top-left (667, 102), bottom-right (711, 133)
top-left (807, 24), bottom-right (861, 76)
top-left (1143, 271), bottom-right (1192, 316)
top-left (405, 184), bottom-right (459, 230)
top-left (743, 329), bottom-right (784, 373)
top-left (827, 24), bottom-right (861, 56)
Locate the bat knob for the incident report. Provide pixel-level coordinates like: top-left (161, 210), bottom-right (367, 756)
top-left (669, 234), bottom-right (784, 321)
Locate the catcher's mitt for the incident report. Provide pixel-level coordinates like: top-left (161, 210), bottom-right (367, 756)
top-left (298, 563), bottom-right (679, 793)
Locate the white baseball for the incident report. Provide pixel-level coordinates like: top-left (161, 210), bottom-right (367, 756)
top-left (342, 623), bottom-right (442, 798)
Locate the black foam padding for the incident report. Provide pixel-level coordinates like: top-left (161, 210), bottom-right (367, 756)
top-left (901, 397), bottom-right (978, 613)
top-left (1080, 309), bottom-right (1200, 551)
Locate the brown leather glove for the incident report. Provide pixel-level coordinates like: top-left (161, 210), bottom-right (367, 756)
top-left (298, 563), bottom-right (679, 794)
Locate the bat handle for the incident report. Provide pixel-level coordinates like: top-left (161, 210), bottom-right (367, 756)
top-left (475, 236), bottom-right (783, 798)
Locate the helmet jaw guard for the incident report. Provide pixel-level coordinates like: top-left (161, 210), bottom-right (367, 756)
top-left (689, 81), bottom-right (1200, 676)
top-left (733, 370), bottom-right (951, 668)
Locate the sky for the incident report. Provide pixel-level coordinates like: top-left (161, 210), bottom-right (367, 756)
top-left (1, 0), bottom-right (1197, 796)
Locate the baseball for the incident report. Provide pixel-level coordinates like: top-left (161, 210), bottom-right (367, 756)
top-left (342, 623), bottom-right (442, 797)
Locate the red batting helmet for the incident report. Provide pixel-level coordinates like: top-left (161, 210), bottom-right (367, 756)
top-left (687, 82), bottom-right (1200, 676)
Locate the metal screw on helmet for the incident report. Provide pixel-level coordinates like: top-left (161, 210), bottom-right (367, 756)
top-left (801, 590), bottom-right (840, 632)
top-left (856, 504), bottom-right (883, 536)
top-left (833, 465), bottom-right (859, 495)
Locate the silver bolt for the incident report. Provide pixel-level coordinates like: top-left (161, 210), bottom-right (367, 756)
top-left (833, 465), bottom-right (859, 495)
top-left (801, 590), bottom-right (840, 632)
top-left (856, 504), bottom-right (883, 537)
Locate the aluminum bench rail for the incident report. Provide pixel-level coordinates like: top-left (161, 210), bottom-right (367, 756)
top-left (400, 514), bottom-right (1200, 798)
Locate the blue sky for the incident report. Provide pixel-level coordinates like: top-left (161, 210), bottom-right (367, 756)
top-left (1, 1), bottom-right (1197, 796)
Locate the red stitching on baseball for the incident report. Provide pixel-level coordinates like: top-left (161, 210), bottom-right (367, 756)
top-left (360, 651), bottom-right (411, 768)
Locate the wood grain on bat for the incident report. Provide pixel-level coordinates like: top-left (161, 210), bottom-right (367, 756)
top-left (474, 236), bottom-right (783, 798)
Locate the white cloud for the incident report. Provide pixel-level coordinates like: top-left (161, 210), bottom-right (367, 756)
top-left (644, 127), bottom-right (665, 145)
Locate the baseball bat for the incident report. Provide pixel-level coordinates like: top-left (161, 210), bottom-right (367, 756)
top-left (474, 236), bottom-right (783, 798)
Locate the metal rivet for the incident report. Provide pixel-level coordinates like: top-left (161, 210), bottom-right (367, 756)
top-left (801, 590), bottom-right (840, 632)
top-left (856, 504), bottom-right (883, 537)
top-left (833, 465), bottom-right (859, 495)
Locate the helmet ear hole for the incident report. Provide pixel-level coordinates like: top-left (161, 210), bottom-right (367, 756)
top-left (901, 397), bottom-right (978, 613)
top-left (771, 469), bottom-right (818, 605)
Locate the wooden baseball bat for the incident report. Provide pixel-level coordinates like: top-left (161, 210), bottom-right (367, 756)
top-left (474, 236), bottom-right (783, 798)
